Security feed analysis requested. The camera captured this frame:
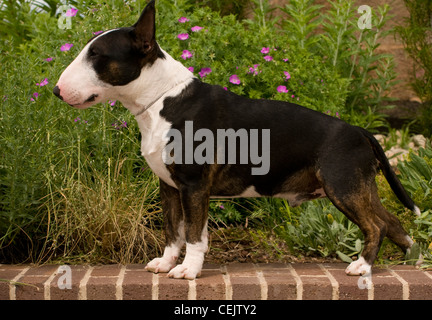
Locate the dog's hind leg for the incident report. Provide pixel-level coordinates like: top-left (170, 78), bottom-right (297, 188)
top-left (168, 182), bottom-right (210, 280)
top-left (327, 185), bottom-right (387, 276)
top-left (146, 179), bottom-right (185, 274)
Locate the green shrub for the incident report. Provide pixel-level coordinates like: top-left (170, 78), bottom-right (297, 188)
top-left (395, 0), bottom-right (432, 136)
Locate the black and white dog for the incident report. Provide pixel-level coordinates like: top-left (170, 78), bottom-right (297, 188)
top-left (54, 0), bottom-right (421, 279)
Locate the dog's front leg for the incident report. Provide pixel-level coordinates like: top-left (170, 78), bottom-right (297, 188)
top-left (146, 180), bottom-right (184, 274)
top-left (168, 183), bottom-right (209, 280)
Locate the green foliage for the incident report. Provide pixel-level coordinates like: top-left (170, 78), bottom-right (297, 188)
top-left (270, 199), bottom-right (363, 260)
top-left (395, 0), bottom-right (432, 136)
top-left (280, 0), bottom-right (398, 129)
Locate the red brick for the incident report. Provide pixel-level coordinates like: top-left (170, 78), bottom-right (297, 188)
top-left (158, 274), bottom-right (189, 300)
top-left (391, 268), bottom-right (432, 300)
top-left (325, 266), bottom-right (369, 300)
top-left (373, 268), bottom-right (403, 300)
top-left (257, 264), bottom-right (297, 300)
top-left (50, 266), bottom-right (89, 300)
top-left (292, 264), bottom-right (332, 300)
top-left (122, 264), bottom-right (153, 300)
top-left (196, 265), bottom-right (226, 300)
top-left (226, 264), bottom-right (261, 300)
top-left (86, 265), bottom-right (121, 300)
top-left (0, 265), bottom-right (29, 300)
top-left (15, 265), bottom-right (58, 300)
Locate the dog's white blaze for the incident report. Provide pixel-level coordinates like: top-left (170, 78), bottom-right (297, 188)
top-left (56, 29), bottom-right (118, 106)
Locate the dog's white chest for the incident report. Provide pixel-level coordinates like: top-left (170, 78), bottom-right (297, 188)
top-left (136, 102), bottom-right (177, 188)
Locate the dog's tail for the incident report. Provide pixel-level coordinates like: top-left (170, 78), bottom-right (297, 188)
top-left (359, 127), bottom-right (421, 216)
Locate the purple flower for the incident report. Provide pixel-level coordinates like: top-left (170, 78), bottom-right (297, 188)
top-left (264, 55), bottom-right (273, 62)
top-left (229, 74), bottom-right (241, 85)
top-left (219, 205), bottom-right (225, 210)
top-left (178, 17), bottom-right (190, 23)
top-left (199, 67), bottom-right (212, 78)
top-left (181, 50), bottom-right (193, 60)
top-left (93, 30), bottom-right (104, 35)
top-left (283, 58), bottom-right (289, 62)
top-left (109, 100), bottom-right (116, 106)
top-left (45, 57), bottom-right (53, 62)
top-left (36, 78), bottom-right (48, 87)
top-left (277, 86), bottom-right (289, 93)
top-left (187, 66), bottom-right (195, 73)
top-left (248, 64), bottom-right (260, 76)
top-left (60, 43), bottom-right (74, 52)
top-left (284, 71), bottom-right (291, 80)
top-left (177, 33), bottom-right (189, 40)
top-left (112, 120), bottom-right (127, 130)
top-left (261, 47), bottom-right (270, 54)
top-left (191, 26), bottom-right (203, 32)
top-left (65, 8), bottom-right (78, 17)
top-left (30, 92), bottom-right (39, 102)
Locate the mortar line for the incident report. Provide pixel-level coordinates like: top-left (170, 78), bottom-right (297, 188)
top-left (115, 265), bottom-right (126, 300)
top-left (78, 266), bottom-right (93, 300)
top-left (286, 264), bottom-right (302, 300)
top-left (388, 268), bottom-right (409, 300)
top-left (318, 264), bottom-right (339, 300)
top-left (9, 267), bottom-right (30, 300)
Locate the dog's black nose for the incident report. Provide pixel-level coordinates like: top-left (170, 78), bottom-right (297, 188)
top-left (53, 86), bottom-right (63, 100)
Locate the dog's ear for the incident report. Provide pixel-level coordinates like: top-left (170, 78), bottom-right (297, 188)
top-left (132, 0), bottom-right (156, 54)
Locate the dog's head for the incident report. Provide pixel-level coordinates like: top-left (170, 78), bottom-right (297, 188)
top-left (54, 0), bottom-right (163, 108)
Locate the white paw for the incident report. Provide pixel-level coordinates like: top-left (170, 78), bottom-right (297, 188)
top-left (145, 257), bottom-right (175, 273)
top-left (168, 263), bottom-right (202, 280)
top-left (345, 257), bottom-right (372, 276)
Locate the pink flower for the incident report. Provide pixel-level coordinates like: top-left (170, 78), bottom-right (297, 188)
top-left (65, 8), bottom-right (78, 17)
top-left (191, 26), bottom-right (203, 32)
top-left (30, 92), bottom-right (39, 102)
top-left (261, 47), bottom-right (270, 54)
top-left (45, 57), bottom-right (53, 62)
top-left (264, 55), bottom-right (273, 62)
top-left (60, 43), bottom-right (74, 52)
top-left (199, 67), bottom-right (212, 78)
top-left (177, 33), bottom-right (189, 40)
top-left (181, 50), bottom-right (193, 60)
top-left (283, 58), bottom-right (289, 62)
top-left (277, 86), bottom-right (289, 93)
top-left (93, 30), bottom-right (104, 35)
top-left (178, 17), bottom-right (190, 23)
top-left (187, 67), bottom-right (195, 73)
top-left (229, 74), bottom-right (241, 85)
top-left (109, 100), bottom-right (116, 106)
top-left (36, 78), bottom-right (48, 87)
top-left (284, 71), bottom-right (291, 80)
top-left (248, 64), bottom-right (260, 76)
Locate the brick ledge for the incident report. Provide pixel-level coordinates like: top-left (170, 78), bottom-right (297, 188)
top-left (1, 263), bottom-right (432, 300)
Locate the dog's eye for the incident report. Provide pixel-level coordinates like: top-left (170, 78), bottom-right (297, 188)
top-left (88, 48), bottom-right (98, 57)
